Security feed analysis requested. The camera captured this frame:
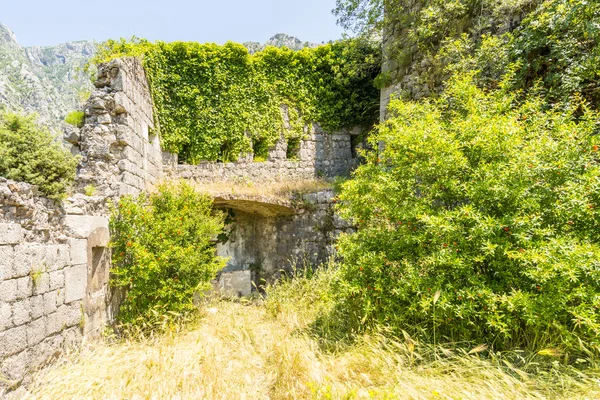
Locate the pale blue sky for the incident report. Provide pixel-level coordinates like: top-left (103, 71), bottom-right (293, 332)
top-left (3, 0), bottom-right (345, 47)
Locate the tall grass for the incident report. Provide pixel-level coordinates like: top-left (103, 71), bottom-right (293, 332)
top-left (21, 267), bottom-right (600, 399)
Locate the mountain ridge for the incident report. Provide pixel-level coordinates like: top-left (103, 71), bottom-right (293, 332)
top-left (0, 24), bottom-right (323, 127)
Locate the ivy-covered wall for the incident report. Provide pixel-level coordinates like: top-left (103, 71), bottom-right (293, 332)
top-left (92, 38), bottom-right (381, 163)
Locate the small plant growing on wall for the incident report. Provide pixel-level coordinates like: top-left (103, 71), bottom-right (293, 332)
top-left (110, 181), bottom-right (226, 333)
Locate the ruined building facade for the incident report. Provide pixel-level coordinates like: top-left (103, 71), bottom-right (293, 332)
top-left (0, 57), bottom-right (358, 389)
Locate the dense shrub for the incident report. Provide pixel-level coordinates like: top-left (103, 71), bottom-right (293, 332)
top-left (91, 38), bottom-right (381, 163)
top-left (336, 75), bottom-right (600, 353)
top-left (110, 182), bottom-right (226, 331)
top-left (0, 112), bottom-right (78, 197)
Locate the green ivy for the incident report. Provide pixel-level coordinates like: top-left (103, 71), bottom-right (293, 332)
top-left (92, 38), bottom-right (381, 163)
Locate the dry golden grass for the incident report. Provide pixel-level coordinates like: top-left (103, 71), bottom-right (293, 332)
top-left (22, 294), bottom-right (600, 400)
top-left (191, 179), bottom-right (332, 201)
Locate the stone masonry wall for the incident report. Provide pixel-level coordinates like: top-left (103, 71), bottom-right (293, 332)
top-left (215, 190), bottom-right (354, 292)
top-left (1, 57), bottom-right (161, 395)
top-left (0, 180), bottom-right (91, 392)
top-left (175, 125), bottom-right (360, 184)
top-left (68, 57), bottom-right (162, 201)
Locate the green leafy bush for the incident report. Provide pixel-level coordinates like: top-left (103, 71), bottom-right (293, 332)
top-left (91, 37), bottom-right (380, 163)
top-left (336, 75), bottom-right (600, 353)
top-left (110, 182), bottom-right (226, 331)
top-left (511, 0), bottom-right (600, 107)
top-left (64, 110), bottom-right (85, 127)
top-left (0, 112), bottom-right (78, 197)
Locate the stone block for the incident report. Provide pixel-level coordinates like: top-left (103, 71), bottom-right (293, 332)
top-left (27, 316), bottom-right (47, 346)
top-left (58, 303), bottom-right (81, 329)
top-left (11, 299), bottom-right (31, 326)
top-left (30, 295), bottom-right (44, 320)
top-left (0, 279), bottom-right (17, 303)
top-left (43, 291), bottom-right (58, 315)
top-left (64, 264), bottom-right (87, 303)
top-left (44, 245), bottom-right (70, 272)
top-left (32, 272), bottom-right (51, 296)
top-left (0, 246), bottom-right (14, 281)
top-left (0, 224), bottom-right (22, 245)
top-left (0, 302), bottom-right (12, 331)
top-left (48, 270), bottom-right (64, 292)
top-left (13, 243), bottom-right (46, 278)
top-left (0, 325), bottom-right (27, 358)
top-left (46, 312), bottom-right (62, 335)
top-left (68, 239), bottom-right (87, 266)
top-left (64, 215), bottom-right (109, 239)
top-left (217, 270), bottom-right (252, 297)
top-left (15, 277), bottom-right (32, 300)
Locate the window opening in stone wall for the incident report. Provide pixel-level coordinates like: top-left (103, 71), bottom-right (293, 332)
top-left (350, 135), bottom-right (361, 159)
top-left (90, 247), bottom-right (109, 295)
top-left (252, 139), bottom-right (269, 162)
top-left (286, 138), bottom-right (301, 160)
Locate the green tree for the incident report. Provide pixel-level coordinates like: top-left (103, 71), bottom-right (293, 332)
top-left (0, 112), bottom-right (78, 197)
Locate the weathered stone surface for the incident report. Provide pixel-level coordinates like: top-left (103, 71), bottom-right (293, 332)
top-left (0, 224), bottom-right (22, 245)
top-left (0, 246), bottom-right (14, 281)
top-left (64, 215), bottom-right (109, 239)
top-left (64, 264), bottom-right (87, 303)
top-left (48, 270), bottom-right (64, 291)
top-left (13, 244), bottom-right (45, 279)
top-left (0, 279), bottom-right (17, 303)
top-left (0, 303), bottom-right (12, 332)
top-left (29, 295), bottom-right (44, 320)
top-left (43, 291), bottom-right (58, 315)
top-left (12, 299), bottom-right (31, 326)
top-left (0, 325), bottom-right (27, 358)
top-left (26, 317), bottom-right (46, 347)
top-left (213, 194), bottom-right (296, 217)
top-left (217, 270), bottom-right (252, 297)
top-left (58, 303), bottom-right (82, 328)
top-left (68, 239), bottom-right (87, 266)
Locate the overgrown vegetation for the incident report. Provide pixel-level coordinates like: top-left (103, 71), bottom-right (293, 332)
top-left (64, 110), bottom-right (85, 127)
top-left (26, 269), bottom-right (600, 399)
top-left (0, 112), bottom-right (78, 197)
top-left (336, 74), bottom-right (600, 354)
top-left (109, 182), bottom-right (226, 333)
top-left (91, 37), bottom-right (381, 163)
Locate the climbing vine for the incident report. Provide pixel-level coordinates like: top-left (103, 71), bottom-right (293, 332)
top-left (92, 37), bottom-right (381, 163)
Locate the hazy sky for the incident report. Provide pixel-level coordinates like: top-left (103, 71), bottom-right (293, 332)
top-left (3, 0), bottom-right (345, 47)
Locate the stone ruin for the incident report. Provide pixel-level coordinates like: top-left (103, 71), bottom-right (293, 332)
top-left (0, 57), bottom-right (359, 391)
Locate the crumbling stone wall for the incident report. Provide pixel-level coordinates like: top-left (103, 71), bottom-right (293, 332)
top-left (68, 57), bottom-right (162, 200)
top-left (1, 55), bottom-right (359, 390)
top-left (215, 190), bottom-right (354, 293)
top-left (0, 179), bottom-right (94, 390)
top-left (1, 57), bottom-right (162, 394)
top-left (174, 126), bottom-right (360, 183)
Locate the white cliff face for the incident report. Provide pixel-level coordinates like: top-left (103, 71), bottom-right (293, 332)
top-left (0, 23), bottom-right (95, 128)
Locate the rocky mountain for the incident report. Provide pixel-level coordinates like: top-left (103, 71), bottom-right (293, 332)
top-left (244, 33), bottom-right (321, 54)
top-left (0, 25), bottom-right (319, 127)
top-left (0, 23), bottom-right (95, 128)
